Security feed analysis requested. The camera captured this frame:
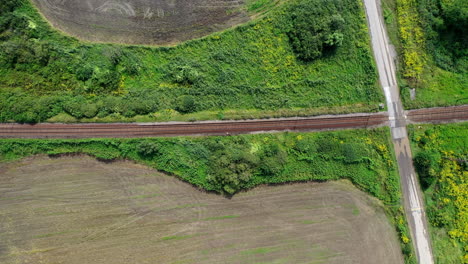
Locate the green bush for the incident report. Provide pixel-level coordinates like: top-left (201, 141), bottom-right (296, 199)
top-left (137, 141), bottom-right (161, 157)
top-left (413, 151), bottom-right (438, 188)
top-left (87, 67), bottom-right (121, 94)
top-left (164, 58), bottom-right (203, 85)
top-left (285, 0), bottom-right (345, 61)
top-left (343, 143), bottom-right (367, 163)
top-left (176, 95), bottom-right (197, 114)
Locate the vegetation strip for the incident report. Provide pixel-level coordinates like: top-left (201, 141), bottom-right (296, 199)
top-left (409, 123), bottom-right (468, 263)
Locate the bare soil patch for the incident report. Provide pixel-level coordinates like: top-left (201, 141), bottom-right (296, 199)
top-left (0, 156), bottom-right (403, 264)
top-left (31, 0), bottom-right (249, 45)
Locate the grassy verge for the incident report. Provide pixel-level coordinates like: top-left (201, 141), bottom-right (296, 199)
top-left (382, 0), bottom-right (400, 51)
top-left (0, 0), bottom-right (382, 123)
top-left (46, 104), bottom-right (378, 123)
top-left (0, 128), bottom-right (415, 262)
top-left (408, 123), bottom-right (468, 263)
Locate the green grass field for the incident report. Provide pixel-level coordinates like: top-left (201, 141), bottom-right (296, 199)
top-left (408, 123), bottom-right (468, 263)
top-left (0, 0), bottom-right (382, 123)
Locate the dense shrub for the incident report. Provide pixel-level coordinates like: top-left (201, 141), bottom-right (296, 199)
top-left (417, 0), bottom-right (467, 73)
top-left (87, 67), bottom-right (121, 94)
top-left (176, 95), bottom-right (197, 114)
top-left (0, 128), bottom-right (399, 201)
top-left (137, 141), bottom-right (161, 157)
top-left (285, 0), bottom-right (345, 61)
top-left (163, 58), bottom-right (203, 85)
top-left (0, 0), bottom-right (23, 16)
top-left (413, 151), bottom-right (438, 188)
top-left (0, 128), bottom-right (414, 262)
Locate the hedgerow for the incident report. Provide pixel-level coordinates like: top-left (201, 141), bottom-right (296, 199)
top-left (0, 129), bottom-right (397, 198)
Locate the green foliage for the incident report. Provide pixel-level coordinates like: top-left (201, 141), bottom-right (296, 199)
top-left (176, 95), bottom-right (197, 114)
top-left (396, 0), bottom-right (467, 108)
top-left (0, 0), bottom-right (23, 15)
top-left (0, 0), bottom-right (381, 123)
top-left (417, 0), bottom-right (467, 73)
top-left (343, 143), bottom-right (368, 163)
top-left (137, 141), bottom-right (161, 157)
top-left (285, 0), bottom-right (345, 61)
top-left (413, 151), bottom-right (438, 188)
top-left (0, 128), bottom-right (400, 202)
top-left (409, 123), bottom-right (468, 263)
top-left (163, 58), bottom-right (202, 85)
top-left (246, 0), bottom-right (276, 12)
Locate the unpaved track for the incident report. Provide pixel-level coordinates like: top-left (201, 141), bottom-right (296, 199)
top-left (0, 156), bottom-right (404, 264)
top-left (0, 106), bottom-right (466, 139)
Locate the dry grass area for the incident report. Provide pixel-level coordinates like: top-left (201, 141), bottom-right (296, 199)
top-left (0, 155), bottom-right (403, 264)
top-left (31, 0), bottom-right (250, 45)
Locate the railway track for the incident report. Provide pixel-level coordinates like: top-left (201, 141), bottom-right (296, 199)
top-left (0, 105), bottom-right (466, 139)
top-left (406, 105), bottom-right (468, 123)
top-left (0, 113), bottom-right (387, 139)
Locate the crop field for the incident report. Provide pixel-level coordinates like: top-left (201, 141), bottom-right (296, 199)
top-left (0, 156), bottom-right (403, 264)
top-left (31, 0), bottom-right (252, 45)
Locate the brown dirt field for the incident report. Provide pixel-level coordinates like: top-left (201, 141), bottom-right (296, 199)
top-left (0, 156), bottom-right (403, 264)
top-left (31, 0), bottom-right (250, 45)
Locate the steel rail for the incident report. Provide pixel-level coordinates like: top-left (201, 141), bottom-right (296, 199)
top-left (0, 106), bottom-right (466, 139)
top-left (0, 114), bottom-right (388, 138)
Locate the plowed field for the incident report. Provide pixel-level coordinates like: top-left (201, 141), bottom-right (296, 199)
top-left (0, 156), bottom-right (403, 264)
top-left (31, 0), bottom-right (249, 45)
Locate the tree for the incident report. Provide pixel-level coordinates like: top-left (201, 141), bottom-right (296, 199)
top-left (414, 151), bottom-right (439, 188)
top-left (285, 0), bottom-right (345, 61)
